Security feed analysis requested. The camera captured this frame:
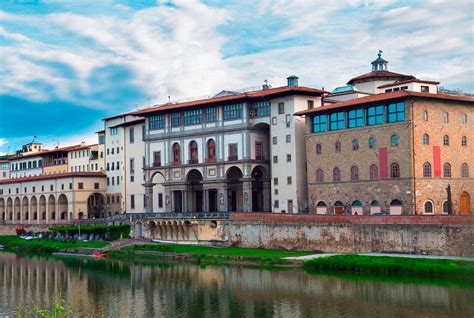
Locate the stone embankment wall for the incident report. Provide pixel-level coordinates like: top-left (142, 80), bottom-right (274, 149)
top-left (0, 224), bottom-right (51, 236)
top-left (227, 214), bottom-right (474, 257)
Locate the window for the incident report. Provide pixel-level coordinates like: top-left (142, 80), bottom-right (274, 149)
top-left (111, 162), bottom-right (115, 170)
top-left (205, 107), bottom-right (217, 122)
top-left (421, 85), bottom-right (429, 93)
top-left (316, 144), bottom-right (322, 155)
top-left (316, 169), bottom-right (324, 183)
top-left (274, 200), bottom-right (279, 208)
top-left (385, 89), bottom-right (392, 93)
top-left (158, 193), bottom-right (163, 208)
top-left (286, 114), bottom-right (291, 127)
top-left (335, 141), bottom-right (341, 152)
top-left (443, 201), bottom-right (449, 213)
top-left (286, 135), bottom-right (291, 143)
top-left (391, 163), bottom-right (400, 178)
top-left (286, 154), bottom-right (291, 162)
top-left (106, 163), bottom-right (110, 171)
top-left (78, 182), bottom-right (84, 190)
top-left (370, 164), bottom-right (378, 180)
top-left (272, 117), bottom-right (277, 125)
top-left (348, 109), bottom-right (364, 128)
top-left (287, 176), bottom-right (292, 185)
top-left (153, 151), bottom-right (161, 167)
top-left (131, 195), bottom-right (135, 209)
top-left (273, 137), bottom-right (277, 145)
top-left (423, 110), bottom-right (428, 121)
top-left (443, 163), bottom-right (451, 178)
top-left (207, 139), bottom-right (216, 162)
top-left (50, 185), bottom-right (54, 191)
top-left (255, 142), bottom-right (263, 160)
top-left (423, 134), bottom-right (429, 145)
top-left (116, 161), bottom-right (120, 170)
top-left (391, 134), bottom-right (399, 147)
top-left (312, 114), bottom-right (327, 133)
top-left (130, 158), bottom-right (135, 173)
top-left (99, 135), bottom-right (105, 144)
top-left (308, 100), bottom-right (314, 109)
top-left (350, 166), bottom-right (359, 181)
top-left (329, 112), bottom-right (344, 130)
top-left (273, 177), bottom-right (278, 185)
top-left (94, 182), bottom-right (99, 189)
top-left (130, 176), bottom-right (134, 182)
top-left (367, 106), bottom-right (384, 125)
top-left (462, 114), bottom-right (468, 124)
top-left (423, 162), bottom-right (432, 177)
top-left (443, 135), bottom-right (449, 146)
top-left (424, 201), bottom-right (433, 213)
top-left (184, 109), bottom-right (203, 125)
top-left (387, 102), bottom-right (405, 123)
top-left (189, 141), bottom-right (198, 164)
top-left (112, 177), bottom-right (115, 185)
top-left (443, 112), bottom-right (449, 123)
top-left (461, 136), bottom-right (467, 146)
top-left (171, 113), bottom-right (181, 127)
top-left (61, 184), bottom-right (64, 190)
top-left (278, 102), bottom-right (285, 114)
top-left (110, 127), bottom-right (119, 135)
top-left (172, 143), bottom-right (181, 164)
top-left (116, 176), bottom-right (120, 185)
top-left (149, 114), bottom-right (165, 130)
top-left (369, 137), bottom-right (376, 149)
top-left (249, 101), bottom-right (270, 118)
top-left (223, 104), bottom-right (243, 120)
top-left (129, 128), bottom-right (135, 144)
top-left (333, 167), bottom-right (341, 182)
top-left (273, 156), bottom-right (278, 164)
top-left (352, 139), bottom-right (359, 151)
top-left (228, 144), bottom-right (238, 161)
top-left (461, 163), bottom-right (469, 177)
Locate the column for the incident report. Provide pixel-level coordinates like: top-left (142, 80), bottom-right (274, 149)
top-left (143, 182), bottom-right (155, 214)
top-left (218, 183), bottom-right (228, 212)
top-left (164, 188), bottom-right (172, 213)
top-left (203, 189), bottom-right (208, 212)
top-left (263, 181), bottom-right (271, 212)
top-left (242, 179), bottom-right (252, 213)
top-left (182, 190), bottom-right (187, 213)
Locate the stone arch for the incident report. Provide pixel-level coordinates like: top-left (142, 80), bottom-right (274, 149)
top-left (251, 165), bottom-right (268, 212)
top-left (87, 193), bottom-right (105, 219)
top-left (351, 200), bottom-right (363, 215)
top-left (226, 166), bottom-right (243, 212)
top-left (7, 198), bottom-right (13, 221)
top-left (370, 200), bottom-right (381, 214)
top-left (390, 199), bottom-right (403, 215)
top-left (14, 197), bottom-right (21, 221)
top-left (189, 140), bottom-right (198, 164)
top-left (316, 201), bottom-right (327, 215)
top-left (39, 195), bottom-right (46, 220)
top-left (206, 139), bottom-right (216, 163)
top-left (334, 201), bottom-right (344, 215)
top-left (30, 196), bottom-right (38, 221)
top-left (0, 198), bottom-right (5, 221)
top-left (48, 195), bottom-right (56, 221)
top-left (58, 194), bottom-right (68, 220)
top-left (148, 221), bottom-right (157, 239)
top-left (186, 169), bottom-right (204, 213)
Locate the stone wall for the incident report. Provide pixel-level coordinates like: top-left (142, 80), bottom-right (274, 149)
top-left (227, 213), bottom-right (474, 256)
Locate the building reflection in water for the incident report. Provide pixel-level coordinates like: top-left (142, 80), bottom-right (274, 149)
top-left (0, 252), bottom-right (472, 317)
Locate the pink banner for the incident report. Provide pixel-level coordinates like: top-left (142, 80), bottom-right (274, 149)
top-left (433, 146), bottom-right (441, 177)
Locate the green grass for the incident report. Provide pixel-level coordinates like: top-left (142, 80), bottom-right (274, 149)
top-left (121, 243), bottom-right (315, 258)
top-left (0, 235), bottom-right (109, 253)
top-left (303, 254), bottom-right (474, 281)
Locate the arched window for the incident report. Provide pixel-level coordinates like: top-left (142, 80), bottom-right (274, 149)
top-left (462, 136), bottom-right (467, 147)
top-left (369, 137), bottom-right (376, 149)
top-left (443, 135), bottom-right (449, 146)
top-left (352, 139), bottom-right (359, 151)
top-left (316, 143), bottom-right (322, 155)
top-left (423, 134), bottom-right (429, 145)
top-left (335, 141), bottom-right (341, 153)
top-left (316, 169), bottom-right (324, 183)
top-left (461, 163), bottom-right (469, 177)
top-left (370, 164), bottom-right (378, 180)
top-left (422, 110), bottom-right (428, 121)
top-left (423, 162), bottom-right (432, 177)
top-left (443, 201), bottom-right (449, 213)
top-left (443, 163), bottom-right (451, 178)
top-left (333, 167), bottom-right (341, 182)
top-left (443, 112), bottom-right (449, 123)
top-left (462, 114), bottom-right (467, 124)
top-left (189, 141), bottom-right (198, 164)
top-left (391, 163), bottom-right (400, 178)
top-left (207, 139), bottom-right (216, 162)
top-left (391, 134), bottom-right (399, 147)
top-left (350, 166), bottom-right (359, 181)
top-left (424, 201), bottom-right (433, 213)
top-left (172, 143), bottom-right (181, 164)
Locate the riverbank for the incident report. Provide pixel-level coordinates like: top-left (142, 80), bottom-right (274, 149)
top-left (0, 236), bottom-right (109, 253)
top-left (303, 254), bottom-right (474, 281)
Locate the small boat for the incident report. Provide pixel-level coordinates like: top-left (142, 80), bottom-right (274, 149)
top-left (92, 251), bottom-right (109, 258)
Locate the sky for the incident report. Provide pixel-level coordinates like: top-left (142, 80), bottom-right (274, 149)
top-left (0, 0), bottom-right (473, 154)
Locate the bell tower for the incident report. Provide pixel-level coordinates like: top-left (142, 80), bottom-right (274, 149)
top-left (371, 50), bottom-right (389, 71)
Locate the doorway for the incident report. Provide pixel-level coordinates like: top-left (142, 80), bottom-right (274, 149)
top-left (460, 192), bottom-right (470, 215)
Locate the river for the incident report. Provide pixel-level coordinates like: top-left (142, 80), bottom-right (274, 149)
top-left (0, 252), bottom-right (472, 317)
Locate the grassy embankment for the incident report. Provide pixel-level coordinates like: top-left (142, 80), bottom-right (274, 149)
top-left (303, 254), bottom-right (474, 281)
top-left (110, 244), bottom-right (316, 266)
top-left (0, 236), bottom-right (108, 253)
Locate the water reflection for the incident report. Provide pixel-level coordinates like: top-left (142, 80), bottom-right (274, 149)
top-left (0, 252), bottom-right (473, 318)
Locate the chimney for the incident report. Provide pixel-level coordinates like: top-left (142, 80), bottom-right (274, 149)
top-left (287, 75), bottom-right (299, 87)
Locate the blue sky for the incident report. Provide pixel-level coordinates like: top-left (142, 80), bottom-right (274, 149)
top-left (0, 0), bottom-right (473, 154)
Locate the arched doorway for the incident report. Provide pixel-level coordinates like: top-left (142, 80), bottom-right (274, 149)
top-left (7, 198), bottom-right (13, 221)
top-left (334, 201), bottom-right (344, 215)
top-left (460, 192), bottom-right (470, 215)
top-left (14, 197), bottom-right (21, 221)
top-left (370, 201), bottom-right (381, 214)
top-left (316, 201), bottom-right (327, 215)
top-left (390, 199), bottom-right (403, 215)
top-left (227, 167), bottom-right (243, 212)
top-left (186, 169), bottom-right (203, 212)
top-left (251, 166), bottom-right (266, 212)
top-left (39, 195), bottom-right (46, 221)
top-left (351, 200), bottom-right (363, 215)
top-left (48, 195), bottom-right (56, 221)
top-left (0, 198), bottom-right (5, 221)
top-left (22, 197), bottom-right (29, 222)
top-left (87, 193), bottom-right (105, 219)
top-left (58, 194), bottom-right (68, 220)
top-left (30, 196), bottom-right (38, 221)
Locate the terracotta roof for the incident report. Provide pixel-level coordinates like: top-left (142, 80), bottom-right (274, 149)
top-left (377, 79), bottom-right (440, 89)
top-left (95, 129), bottom-right (105, 134)
top-left (102, 110), bottom-right (137, 121)
top-left (295, 91), bottom-right (474, 116)
top-left (9, 144), bottom-right (93, 160)
top-left (132, 86), bottom-right (327, 116)
top-left (109, 118), bottom-right (145, 128)
top-left (0, 172), bottom-right (106, 184)
top-left (0, 160), bottom-right (10, 164)
top-left (347, 70), bottom-right (415, 85)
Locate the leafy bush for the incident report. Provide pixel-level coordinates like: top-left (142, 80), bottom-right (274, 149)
top-left (49, 224), bottom-right (130, 241)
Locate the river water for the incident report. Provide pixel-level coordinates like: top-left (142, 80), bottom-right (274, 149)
top-left (0, 252), bottom-right (472, 317)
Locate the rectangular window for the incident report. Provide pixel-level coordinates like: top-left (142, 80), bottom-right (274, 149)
top-left (273, 155), bottom-right (278, 164)
top-left (149, 114), bottom-right (165, 130)
top-left (255, 142), bottom-right (263, 160)
top-left (385, 89), bottom-right (393, 93)
top-left (249, 101), bottom-right (270, 118)
top-left (205, 107), bottom-right (217, 122)
top-left (329, 112), bottom-right (345, 130)
top-left (348, 109), bottom-right (364, 128)
top-left (153, 151), bottom-right (161, 167)
top-left (130, 158), bottom-right (135, 173)
top-left (143, 195), bottom-right (146, 208)
top-left (78, 182), bottom-right (83, 190)
top-left (274, 177), bottom-right (278, 185)
top-left (61, 184), bottom-right (64, 190)
top-left (129, 128), bottom-right (135, 144)
top-left (98, 135), bottom-right (105, 144)
top-left (39, 160), bottom-right (43, 167)
top-left (308, 100), bottom-right (314, 109)
top-left (421, 85), bottom-right (429, 92)
top-left (116, 176), bottom-right (120, 185)
top-left (131, 195), bottom-right (135, 209)
top-left (274, 200), bottom-right (279, 208)
top-left (272, 136), bottom-right (277, 145)
top-left (223, 104), bottom-right (243, 120)
top-left (287, 176), bottom-right (292, 185)
top-left (158, 193), bottom-right (163, 208)
top-left (388, 102), bottom-right (405, 123)
top-left (184, 109), bottom-right (202, 125)
top-left (367, 106), bottom-right (385, 125)
top-left (287, 154), bottom-right (291, 162)
top-left (285, 114), bottom-right (291, 127)
top-left (50, 185), bottom-right (53, 191)
top-left (312, 114), bottom-right (327, 133)
top-left (286, 135), bottom-right (291, 143)
top-left (171, 113), bottom-right (181, 127)
top-left (278, 102), bottom-right (285, 114)
top-left (69, 183), bottom-right (72, 190)
top-left (110, 127), bottom-right (119, 135)
top-left (228, 144), bottom-right (238, 161)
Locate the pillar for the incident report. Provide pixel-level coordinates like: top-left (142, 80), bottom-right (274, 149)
top-left (242, 180), bottom-right (252, 213)
top-left (143, 182), bottom-right (155, 213)
top-left (182, 190), bottom-right (187, 213)
top-left (203, 189), bottom-right (208, 212)
top-left (263, 181), bottom-right (271, 212)
top-left (218, 184), bottom-right (228, 212)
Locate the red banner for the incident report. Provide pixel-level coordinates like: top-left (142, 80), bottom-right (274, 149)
top-left (379, 147), bottom-right (388, 178)
top-left (433, 146), bottom-right (441, 177)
